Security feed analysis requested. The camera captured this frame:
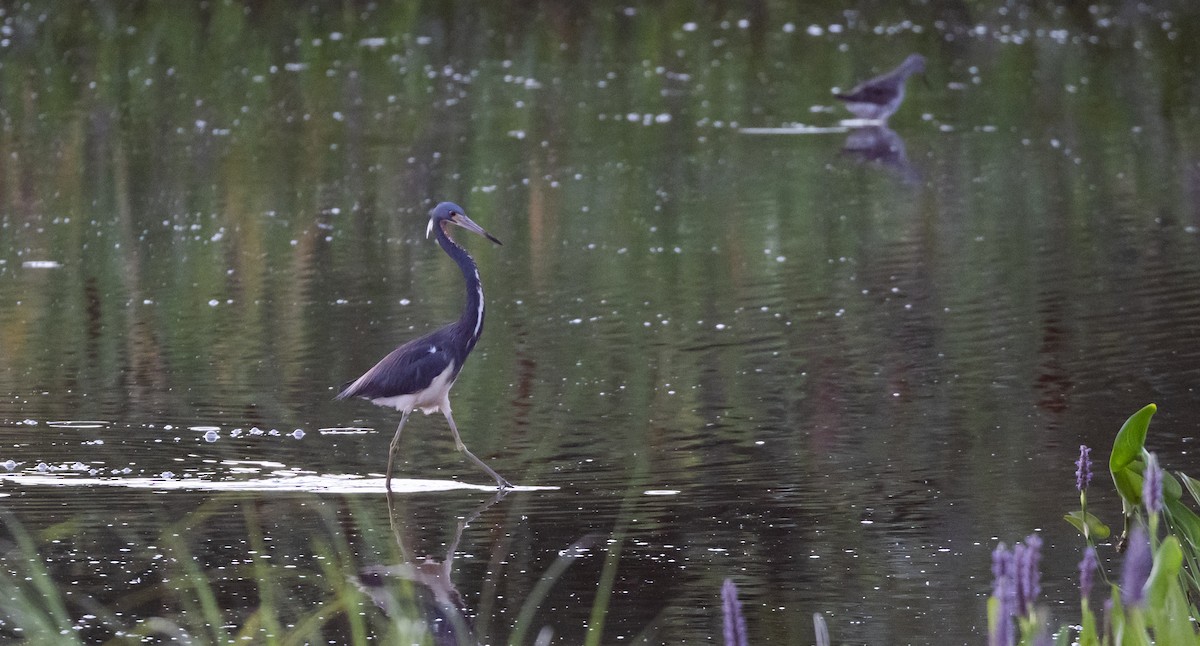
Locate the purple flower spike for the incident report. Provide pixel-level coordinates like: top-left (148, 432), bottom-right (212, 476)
top-left (1075, 445), bottom-right (1093, 492)
top-left (990, 544), bottom-right (1016, 646)
top-left (1143, 453), bottom-right (1163, 514)
top-left (1121, 526), bottom-right (1152, 607)
top-left (1079, 547), bottom-right (1099, 601)
top-left (721, 578), bottom-right (748, 646)
top-left (1005, 535), bottom-right (1043, 616)
top-left (1016, 534), bottom-right (1043, 614)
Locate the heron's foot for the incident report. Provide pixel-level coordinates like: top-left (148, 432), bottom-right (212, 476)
top-left (496, 477), bottom-right (514, 490)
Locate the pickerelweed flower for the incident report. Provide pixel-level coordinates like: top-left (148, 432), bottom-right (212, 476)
top-left (721, 578), bottom-right (748, 646)
top-left (1014, 534), bottom-right (1043, 615)
top-left (1079, 546), bottom-right (1098, 601)
top-left (1143, 453), bottom-right (1163, 514)
top-left (1075, 445), bottom-right (1092, 492)
top-left (990, 544), bottom-right (1016, 646)
top-left (1120, 525), bottom-right (1152, 608)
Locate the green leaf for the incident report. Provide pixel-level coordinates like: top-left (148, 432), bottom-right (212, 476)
top-left (1147, 535), bottom-right (1183, 609)
top-left (1110, 404), bottom-right (1157, 509)
top-left (1163, 470), bottom-right (1184, 502)
top-left (1164, 498), bottom-right (1200, 551)
top-left (1064, 511), bottom-right (1111, 539)
top-left (1052, 626), bottom-right (1072, 646)
top-left (1078, 599), bottom-right (1099, 646)
top-left (1179, 473), bottom-right (1200, 508)
top-left (1111, 404), bottom-right (1157, 472)
top-left (987, 596), bottom-right (1000, 643)
top-left (1113, 466), bottom-right (1144, 514)
top-left (1142, 536), bottom-right (1200, 645)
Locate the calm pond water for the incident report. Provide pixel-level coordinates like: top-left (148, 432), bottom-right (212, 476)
top-left (2, 1), bottom-right (1200, 643)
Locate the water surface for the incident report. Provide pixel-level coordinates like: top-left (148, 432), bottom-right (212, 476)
top-left (2, 1), bottom-right (1200, 643)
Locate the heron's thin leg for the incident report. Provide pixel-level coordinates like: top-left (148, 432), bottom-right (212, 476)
top-left (386, 410), bottom-right (412, 492)
top-left (442, 408), bottom-right (513, 489)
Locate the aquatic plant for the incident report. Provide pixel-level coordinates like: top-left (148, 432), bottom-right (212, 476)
top-left (721, 578), bottom-right (748, 646)
top-left (987, 535), bottom-right (1045, 646)
top-left (1076, 445), bottom-right (1093, 493)
top-left (1142, 454), bottom-right (1162, 515)
top-left (987, 404), bottom-right (1200, 645)
top-left (1078, 546), bottom-right (1098, 601)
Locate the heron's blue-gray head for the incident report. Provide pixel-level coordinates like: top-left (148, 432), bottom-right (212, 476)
top-left (427, 201), bottom-right (502, 245)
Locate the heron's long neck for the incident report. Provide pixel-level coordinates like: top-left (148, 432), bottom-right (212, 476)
top-left (435, 226), bottom-right (485, 352)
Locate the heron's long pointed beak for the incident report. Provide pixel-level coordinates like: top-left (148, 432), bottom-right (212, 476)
top-left (451, 213), bottom-right (502, 245)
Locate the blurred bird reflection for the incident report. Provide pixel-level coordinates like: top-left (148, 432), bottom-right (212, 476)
top-left (841, 126), bottom-right (920, 183)
top-left (355, 491), bottom-right (509, 645)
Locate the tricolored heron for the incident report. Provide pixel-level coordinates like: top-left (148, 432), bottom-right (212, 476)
top-left (834, 54), bottom-right (926, 122)
top-left (337, 201), bottom-right (512, 491)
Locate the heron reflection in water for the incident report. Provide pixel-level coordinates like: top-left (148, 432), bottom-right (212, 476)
top-left (355, 491), bottom-right (508, 644)
top-left (356, 491), bottom-right (598, 644)
top-left (337, 202), bottom-right (512, 491)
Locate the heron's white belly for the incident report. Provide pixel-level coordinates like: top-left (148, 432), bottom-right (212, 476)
top-left (370, 363), bottom-right (457, 414)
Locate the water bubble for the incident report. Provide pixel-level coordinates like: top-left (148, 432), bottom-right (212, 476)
top-left (1, 460), bottom-right (15, 470)
top-left (291, 429), bottom-right (306, 440)
top-left (36, 462), bottom-right (49, 472)
top-left (161, 471), bottom-right (175, 479)
top-left (71, 462), bottom-right (86, 471)
top-left (204, 430), bottom-right (219, 442)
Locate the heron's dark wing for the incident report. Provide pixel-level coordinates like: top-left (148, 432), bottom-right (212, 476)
top-left (336, 331), bottom-right (456, 400)
top-left (834, 83), bottom-right (897, 105)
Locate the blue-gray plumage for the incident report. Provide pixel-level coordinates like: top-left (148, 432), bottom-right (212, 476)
top-left (337, 201), bottom-right (511, 491)
top-left (834, 54), bottom-right (926, 122)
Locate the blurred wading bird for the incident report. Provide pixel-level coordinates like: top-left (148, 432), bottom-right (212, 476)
top-left (337, 202), bottom-right (512, 491)
top-left (834, 53), bottom-right (926, 122)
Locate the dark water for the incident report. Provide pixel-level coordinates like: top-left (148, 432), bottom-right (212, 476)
top-left (2, 1), bottom-right (1200, 643)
